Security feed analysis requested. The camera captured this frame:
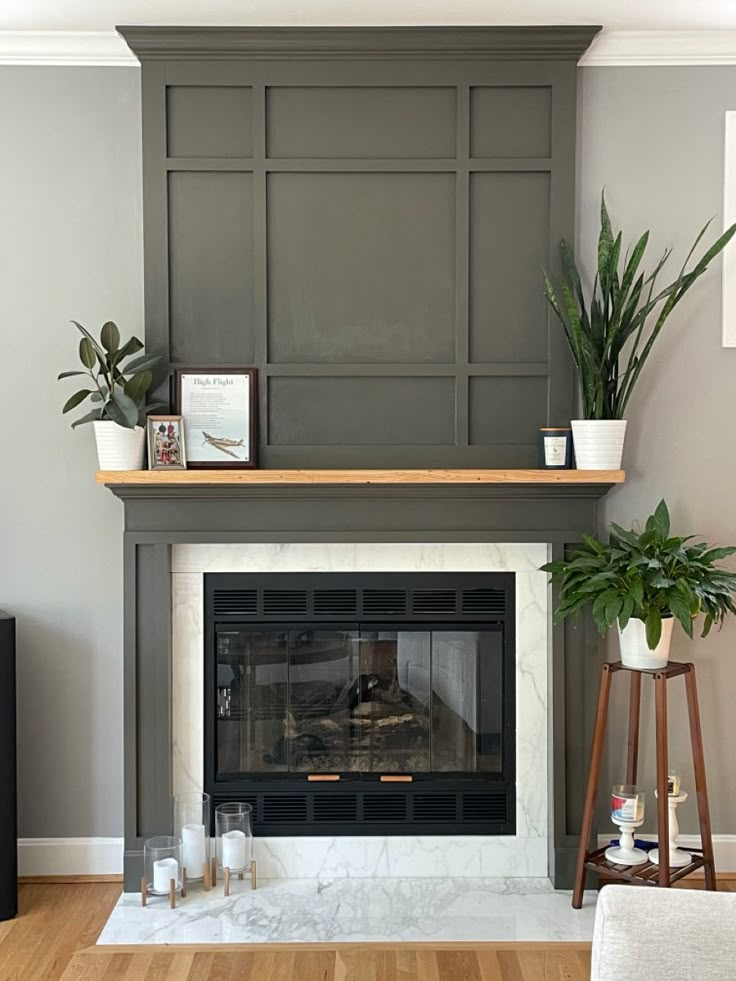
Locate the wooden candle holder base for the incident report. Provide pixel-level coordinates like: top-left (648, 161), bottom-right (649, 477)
top-left (211, 857), bottom-right (217, 887)
top-left (203, 860), bottom-right (211, 891)
top-left (141, 875), bottom-right (179, 908)
top-left (223, 860), bottom-right (257, 896)
top-left (182, 867), bottom-right (188, 897)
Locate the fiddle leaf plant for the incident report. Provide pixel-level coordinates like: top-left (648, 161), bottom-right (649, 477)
top-left (58, 320), bottom-right (166, 429)
top-left (543, 193), bottom-right (736, 420)
top-left (541, 500), bottom-right (736, 650)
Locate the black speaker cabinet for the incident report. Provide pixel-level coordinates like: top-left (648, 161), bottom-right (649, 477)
top-left (0, 612), bottom-right (17, 920)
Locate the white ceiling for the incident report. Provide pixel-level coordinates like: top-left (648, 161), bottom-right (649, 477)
top-left (2, 0), bottom-right (736, 33)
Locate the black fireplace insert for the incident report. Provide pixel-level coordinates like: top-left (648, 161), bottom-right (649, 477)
top-left (204, 572), bottom-right (515, 835)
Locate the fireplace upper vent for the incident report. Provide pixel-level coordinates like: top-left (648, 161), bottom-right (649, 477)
top-left (211, 578), bottom-right (508, 623)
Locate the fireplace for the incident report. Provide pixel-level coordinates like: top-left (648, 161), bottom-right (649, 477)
top-left (204, 572), bottom-right (515, 835)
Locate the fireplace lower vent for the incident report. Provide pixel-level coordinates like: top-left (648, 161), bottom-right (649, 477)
top-left (205, 572), bottom-right (515, 836)
top-left (208, 789), bottom-right (509, 835)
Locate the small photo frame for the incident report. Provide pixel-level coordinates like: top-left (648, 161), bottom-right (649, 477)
top-left (147, 415), bottom-right (186, 470)
top-left (174, 368), bottom-right (258, 469)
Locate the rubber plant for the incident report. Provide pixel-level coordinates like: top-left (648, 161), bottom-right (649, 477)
top-left (58, 320), bottom-right (166, 429)
top-left (543, 194), bottom-right (736, 420)
top-left (541, 500), bottom-right (736, 649)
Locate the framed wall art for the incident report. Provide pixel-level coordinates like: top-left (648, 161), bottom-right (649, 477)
top-left (174, 368), bottom-right (258, 469)
top-left (147, 415), bottom-right (186, 470)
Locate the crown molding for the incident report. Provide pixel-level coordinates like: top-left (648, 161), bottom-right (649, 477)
top-left (581, 30), bottom-right (736, 66)
top-left (1, 28), bottom-right (736, 68)
top-left (0, 31), bottom-right (137, 66)
top-left (117, 26), bottom-right (600, 61)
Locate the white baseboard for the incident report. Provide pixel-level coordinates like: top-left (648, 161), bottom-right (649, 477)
top-left (17, 837), bottom-right (124, 876)
top-left (596, 834), bottom-right (736, 872)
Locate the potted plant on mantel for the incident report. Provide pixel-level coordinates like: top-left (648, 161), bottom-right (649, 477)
top-left (543, 194), bottom-right (736, 469)
top-left (542, 500), bottom-right (736, 670)
top-left (58, 320), bottom-right (165, 470)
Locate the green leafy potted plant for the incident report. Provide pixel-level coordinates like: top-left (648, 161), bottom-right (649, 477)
top-left (58, 320), bottom-right (165, 470)
top-left (541, 501), bottom-right (736, 670)
top-left (543, 194), bottom-right (736, 469)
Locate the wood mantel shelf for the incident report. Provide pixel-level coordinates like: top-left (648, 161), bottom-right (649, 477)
top-left (96, 468), bottom-right (625, 486)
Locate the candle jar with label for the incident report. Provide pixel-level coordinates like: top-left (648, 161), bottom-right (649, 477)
top-left (538, 427), bottom-right (573, 469)
top-left (142, 835), bottom-right (182, 907)
top-left (215, 802), bottom-right (256, 893)
top-left (605, 784), bottom-right (647, 866)
top-left (174, 792), bottom-right (211, 889)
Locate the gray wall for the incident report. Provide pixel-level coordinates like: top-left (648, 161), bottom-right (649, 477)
top-left (578, 67), bottom-right (736, 835)
top-left (1, 63), bottom-right (735, 842)
top-left (0, 68), bottom-right (142, 837)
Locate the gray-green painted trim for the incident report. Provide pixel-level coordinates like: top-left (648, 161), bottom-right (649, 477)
top-left (118, 26), bottom-right (601, 62)
top-left (117, 486), bottom-right (608, 890)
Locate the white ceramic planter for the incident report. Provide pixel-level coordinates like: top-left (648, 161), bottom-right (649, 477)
top-left (571, 419), bottom-right (627, 470)
top-left (618, 616), bottom-right (674, 671)
top-left (93, 420), bottom-right (145, 471)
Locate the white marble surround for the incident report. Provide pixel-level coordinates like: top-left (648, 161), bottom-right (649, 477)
top-left (100, 877), bottom-right (597, 945)
top-left (171, 543), bottom-right (550, 880)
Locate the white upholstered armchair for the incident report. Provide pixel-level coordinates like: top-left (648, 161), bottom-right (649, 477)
top-left (591, 885), bottom-right (736, 981)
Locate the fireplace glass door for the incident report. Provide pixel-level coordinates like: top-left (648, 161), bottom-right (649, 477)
top-left (215, 627), bottom-right (504, 779)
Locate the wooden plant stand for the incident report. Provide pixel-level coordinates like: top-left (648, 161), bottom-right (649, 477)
top-left (572, 660), bottom-right (716, 909)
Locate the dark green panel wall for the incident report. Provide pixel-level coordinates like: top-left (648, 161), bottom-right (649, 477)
top-left (133, 30), bottom-right (587, 467)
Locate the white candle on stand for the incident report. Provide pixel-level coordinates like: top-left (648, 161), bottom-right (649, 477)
top-left (221, 829), bottom-right (246, 870)
top-left (181, 823), bottom-right (206, 871)
top-left (152, 856), bottom-right (178, 893)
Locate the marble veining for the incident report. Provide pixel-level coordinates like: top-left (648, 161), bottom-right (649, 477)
top-left (99, 878), bottom-right (598, 945)
top-left (171, 542), bottom-right (551, 879)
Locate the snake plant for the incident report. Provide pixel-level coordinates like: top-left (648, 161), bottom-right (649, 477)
top-left (543, 194), bottom-right (736, 420)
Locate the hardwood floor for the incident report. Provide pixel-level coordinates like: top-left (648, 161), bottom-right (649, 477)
top-left (1, 879), bottom-right (732, 981)
top-left (0, 883), bottom-right (121, 981)
top-left (60, 945), bottom-right (592, 980)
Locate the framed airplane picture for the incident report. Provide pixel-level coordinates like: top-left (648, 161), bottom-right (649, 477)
top-left (173, 368), bottom-right (258, 469)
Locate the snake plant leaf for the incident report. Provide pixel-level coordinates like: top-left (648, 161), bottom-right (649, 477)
top-left (598, 192), bottom-right (614, 289)
top-left (62, 389), bottom-right (93, 414)
top-left (79, 337), bottom-right (96, 369)
top-left (100, 321), bottom-right (120, 354)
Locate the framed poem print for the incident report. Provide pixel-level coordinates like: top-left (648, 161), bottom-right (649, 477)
top-left (147, 415), bottom-right (186, 470)
top-left (174, 368), bottom-right (258, 469)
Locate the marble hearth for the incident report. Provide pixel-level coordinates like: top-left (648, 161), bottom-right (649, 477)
top-left (171, 542), bottom-right (550, 879)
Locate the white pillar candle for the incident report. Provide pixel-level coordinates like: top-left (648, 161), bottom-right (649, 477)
top-left (181, 823), bottom-right (206, 871)
top-left (152, 856), bottom-right (178, 893)
top-left (221, 829), bottom-right (247, 870)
